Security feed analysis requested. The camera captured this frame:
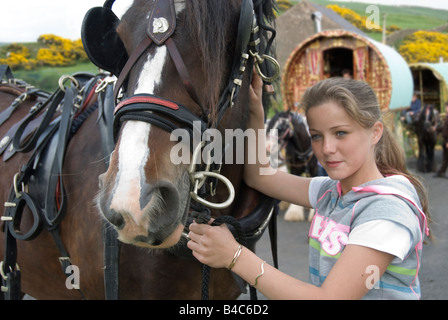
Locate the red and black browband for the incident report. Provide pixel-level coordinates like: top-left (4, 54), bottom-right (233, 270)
top-left (112, 94), bottom-right (207, 141)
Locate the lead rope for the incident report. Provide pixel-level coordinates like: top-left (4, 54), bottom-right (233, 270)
top-left (194, 211), bottom-right (257, 300)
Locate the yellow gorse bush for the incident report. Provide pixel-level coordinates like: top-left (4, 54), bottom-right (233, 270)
top-left (399, 30), bottom-right (448, 63)
top-left (327, 4), bottom-right (382, 33)
top-left (1, 52), bottom-right (36, 70)
top-left (277, 0), bottom-right (293, 11)
top-left (0, 34), bottom-right (88, 70)
top-left (0, 43), bottom-right (37, 70)
top-left (36, 34), bottom-right (88, 67)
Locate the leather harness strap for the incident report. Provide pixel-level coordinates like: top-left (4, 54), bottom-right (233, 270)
top-left (1, 74), bottom-right (100, 300)
top-left (113, 36), bottom-right (152, 102)
top-left (165, 38), bottom-right (204, 109)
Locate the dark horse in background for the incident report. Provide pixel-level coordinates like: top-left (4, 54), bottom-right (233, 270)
top-left (0, 0), bottom-right (277, 299)
top-left (414, 104), bottom-right (439, 173)
top-left (266, 110), bottom-right (318, 221)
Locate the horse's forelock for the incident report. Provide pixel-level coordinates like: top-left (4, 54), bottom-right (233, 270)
top-left (185, 0), bottom-right (240, 122)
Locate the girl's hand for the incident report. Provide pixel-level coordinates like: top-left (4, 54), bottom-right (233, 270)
top-left (248, 69), bottom-right (264, 119)
top-left (187, 221), bottom-right (239, 269)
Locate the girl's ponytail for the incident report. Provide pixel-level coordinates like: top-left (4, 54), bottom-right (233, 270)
top-left (376, 125), bottom-right (430, 232)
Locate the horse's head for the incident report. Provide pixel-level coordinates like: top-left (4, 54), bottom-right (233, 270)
top-left (86, 0), bottom-right (276, 249)
top-left (268, 111), bottom-right (294, 143)
top-left (267, 110), bottom-right (317, 175)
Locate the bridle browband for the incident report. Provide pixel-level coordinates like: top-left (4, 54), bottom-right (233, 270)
top-left (113, 94), bottom-right (207, 140)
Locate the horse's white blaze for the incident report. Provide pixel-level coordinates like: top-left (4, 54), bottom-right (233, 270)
top-left (110, 3), bottom-right (186, 233)
top-left (110, 121), bottom-right (150, 223)
top-left (110, 46), bottom-right (168, 223)
top-left (134, 46), bottom-right (167, 95)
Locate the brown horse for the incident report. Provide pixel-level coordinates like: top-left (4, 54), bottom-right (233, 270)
top-left (1, 0), bottom-right (277, 299)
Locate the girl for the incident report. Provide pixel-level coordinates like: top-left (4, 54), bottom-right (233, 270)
top-left (187, 74), bottom-right (431, 299)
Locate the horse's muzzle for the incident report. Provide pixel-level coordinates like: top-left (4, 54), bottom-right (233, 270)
top-left (98, 179), bottom-right (188, 248)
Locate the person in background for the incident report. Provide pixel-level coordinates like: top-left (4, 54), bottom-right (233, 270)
top-left (341, 69), bottom-right (352, 79)
top-left (401, 92), bottom-right (421, 124)
top-left (435, 102), bottom-right (448, 178)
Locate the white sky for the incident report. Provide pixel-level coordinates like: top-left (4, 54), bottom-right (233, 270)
top-left (0, 0), bottom-right (132, 43)
top-left (1, 0), bottom-right (448, 42)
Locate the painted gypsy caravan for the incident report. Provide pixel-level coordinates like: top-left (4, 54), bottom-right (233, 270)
top-left (282, 29), bottom-right (413, 114)
top-left (409, 62), bottom-right (448, 113)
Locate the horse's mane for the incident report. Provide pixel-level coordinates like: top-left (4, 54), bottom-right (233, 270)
top-left (185, 0), bottom-right (277, 121)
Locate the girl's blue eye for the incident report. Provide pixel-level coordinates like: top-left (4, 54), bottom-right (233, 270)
top-left (336, 131), bottom-right (347, 137)
top-left (311, 134), bottom-right (322, 141)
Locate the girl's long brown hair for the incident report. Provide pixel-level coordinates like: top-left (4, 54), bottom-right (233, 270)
top-left (301, 78), bottom-right (432, 239)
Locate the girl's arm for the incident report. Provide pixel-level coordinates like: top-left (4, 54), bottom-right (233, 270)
top-left (187, 222), bottom-right (394, 300)
top-left (244, 71), bottom-right (311, 207)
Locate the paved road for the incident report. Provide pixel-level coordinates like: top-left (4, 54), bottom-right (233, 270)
top-left (240, 150), bottom-right (448, 300)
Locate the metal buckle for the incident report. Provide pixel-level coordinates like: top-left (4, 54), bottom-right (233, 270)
top-left (188, 141), bottom-right (235, 209)
top-left (0, 261), bottom-right (20, 281)
top-left (95, 76), bottom-right (117, 93)
top-left (58, 75), bottom-right (80, 92)
top-left (249, 50), bottom-right (280, 83)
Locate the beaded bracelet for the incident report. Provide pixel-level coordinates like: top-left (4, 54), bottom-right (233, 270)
top-left (228, 244), bottom-right (242, 270)
top-left (251, 260), bottom-right (266, 287)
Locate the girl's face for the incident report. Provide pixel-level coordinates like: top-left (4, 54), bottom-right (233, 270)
top-left (307, 101), bottom-right (383, 193)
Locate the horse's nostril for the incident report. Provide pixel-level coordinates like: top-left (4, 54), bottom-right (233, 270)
top-left (108, 209), bottom-right (125, 230)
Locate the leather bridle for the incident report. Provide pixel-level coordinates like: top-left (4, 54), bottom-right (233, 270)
top-left (109, 0), bottom-right (279, 210)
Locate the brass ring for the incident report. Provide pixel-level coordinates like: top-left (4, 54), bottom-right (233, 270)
top-left (254, 54), bottom-right (280, 83)
top-left (189, 171), bottom-right (235, 209)
top-left (58, 75), bottom-right (80, 92)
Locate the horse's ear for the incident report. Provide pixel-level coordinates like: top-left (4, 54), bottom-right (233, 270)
top-left (81, 6), bottom-right (128, 76)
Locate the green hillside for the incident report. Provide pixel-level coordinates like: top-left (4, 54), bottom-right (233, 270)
top-left (308, 0), bottom-right (448, 22)
top-left (298, 0), bottom-right (448, 40)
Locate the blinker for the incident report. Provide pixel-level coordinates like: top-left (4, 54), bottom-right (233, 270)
top-left (81, 1), bottom-right (128, 76)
